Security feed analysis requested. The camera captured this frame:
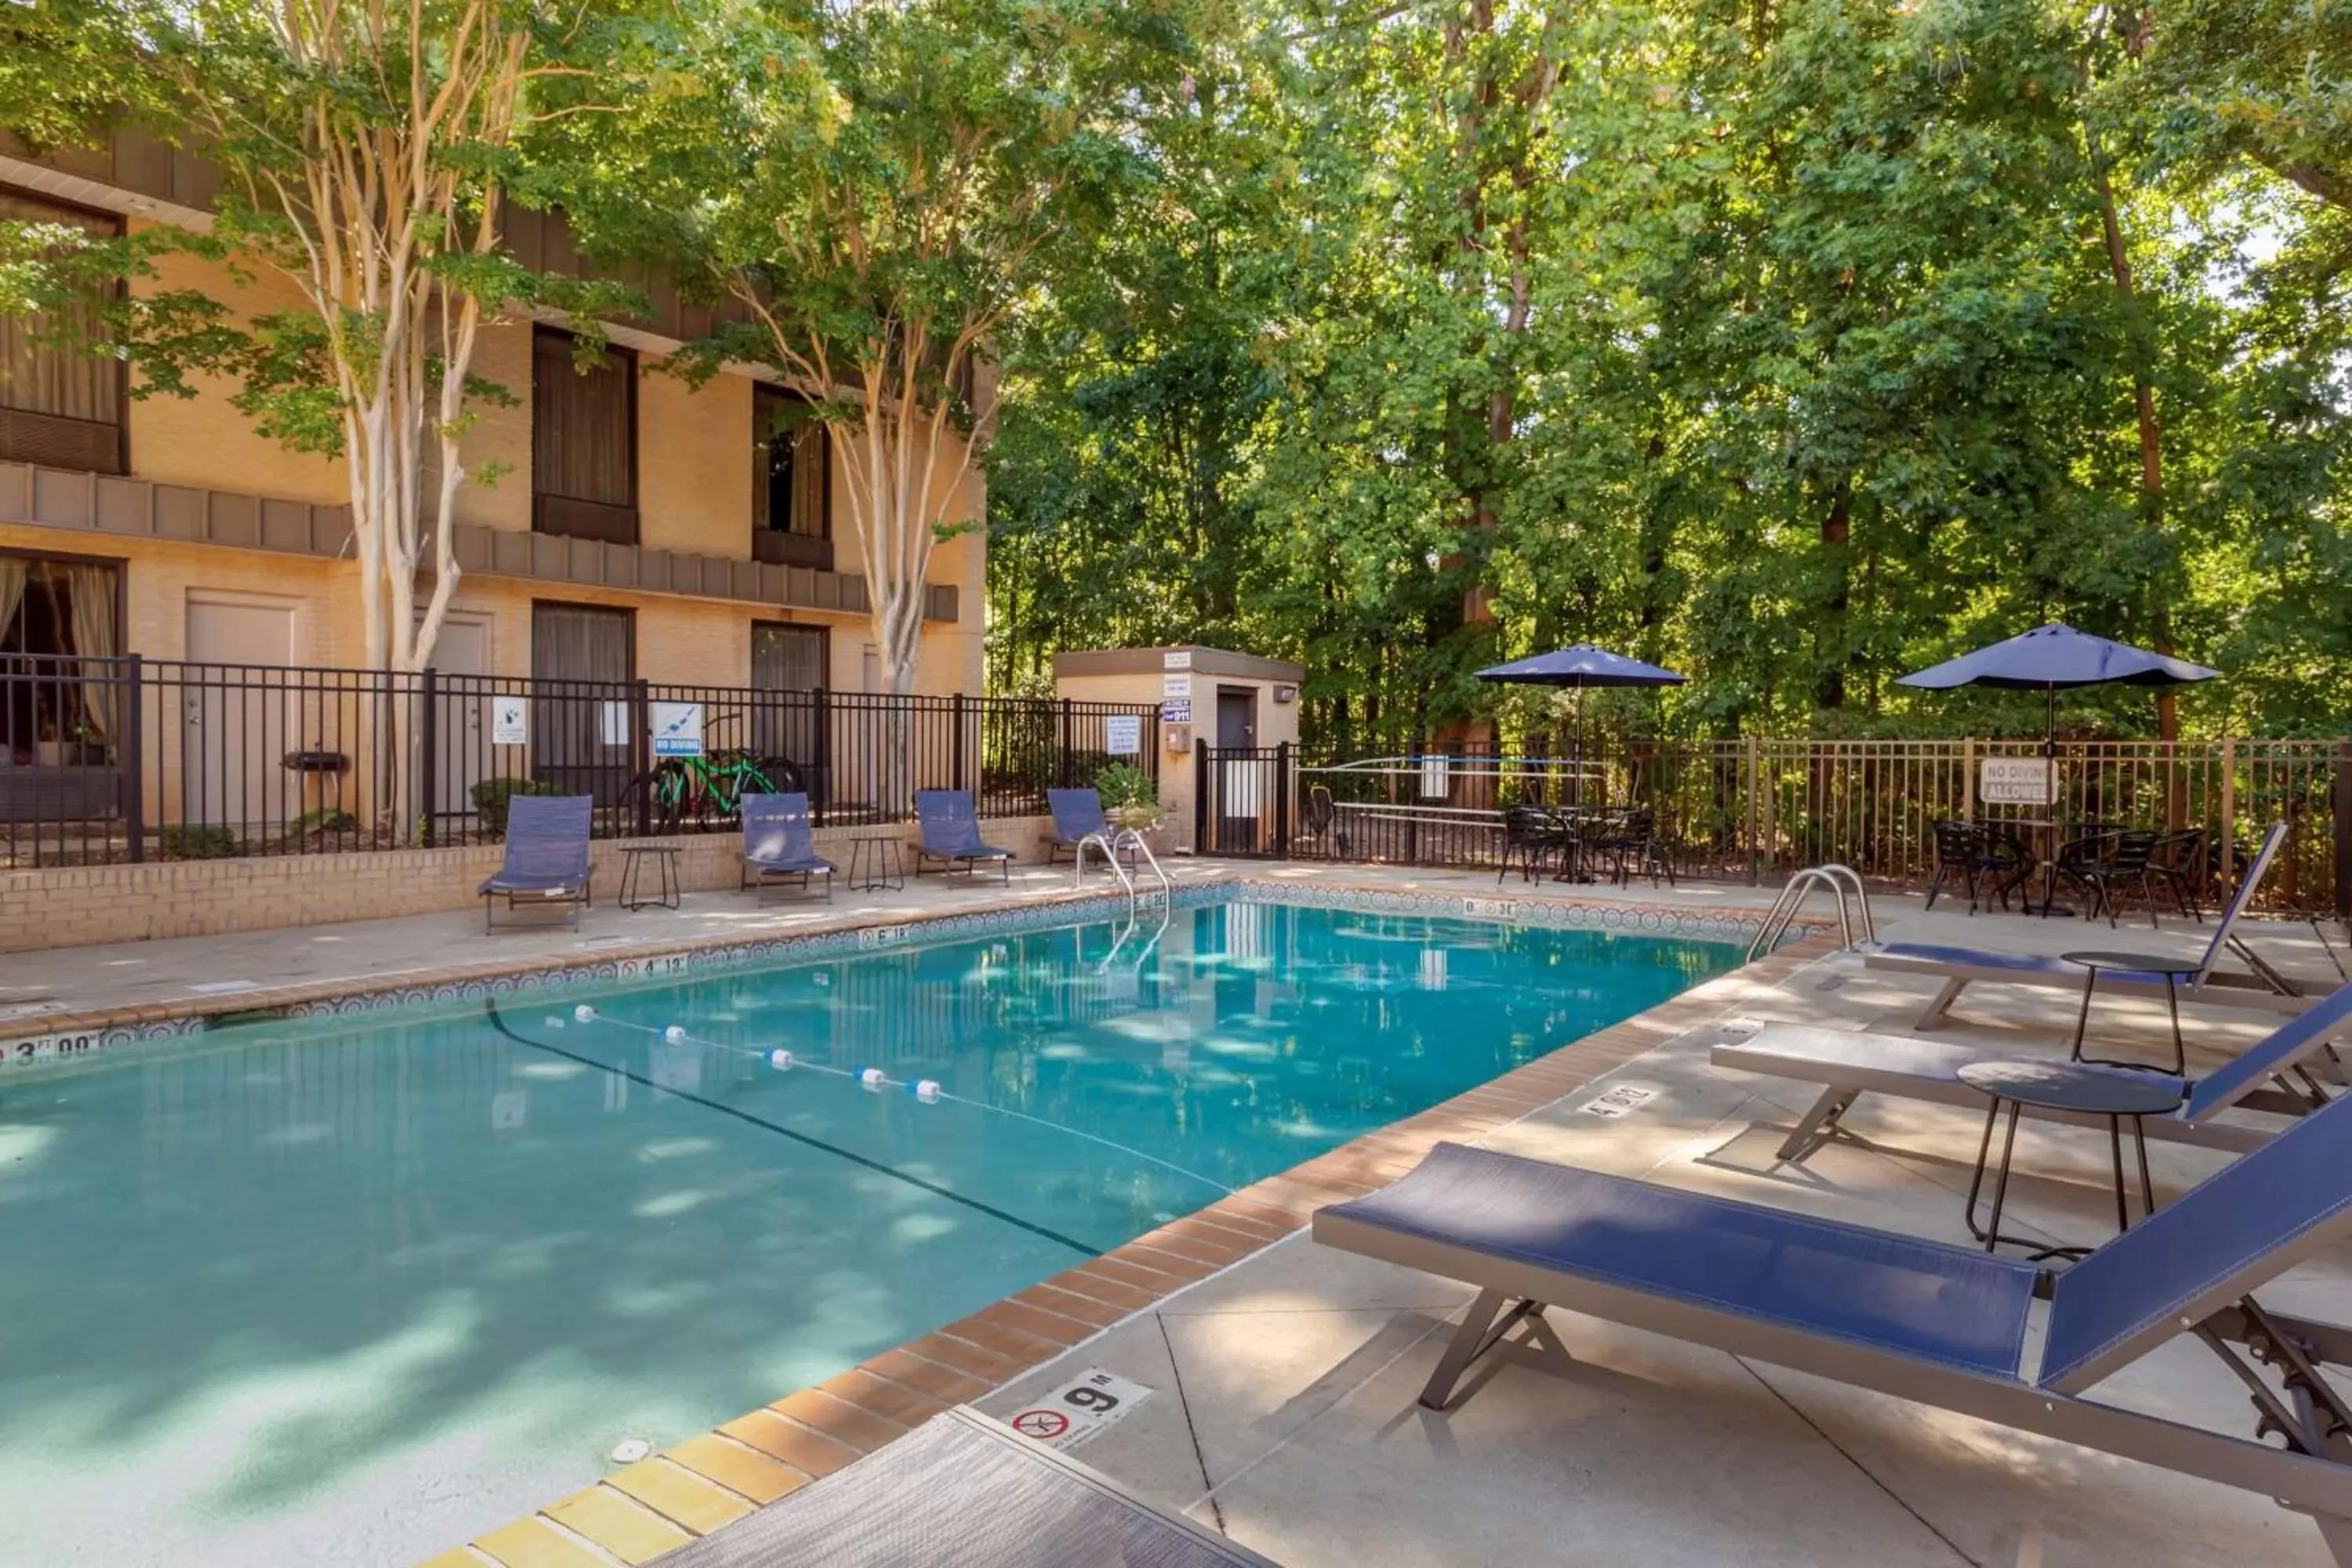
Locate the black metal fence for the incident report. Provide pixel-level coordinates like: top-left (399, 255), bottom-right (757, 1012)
top-left (1212, 741), bottom-right (2350, 916)
top-left (0, 653), bottom-right (1159, 866)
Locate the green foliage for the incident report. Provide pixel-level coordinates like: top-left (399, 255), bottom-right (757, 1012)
top-left (987, 0), bottom-right (2352, 746)
top-left (287, 808), bottom-right (359, 839)
top-left (1093, 761), bottom-right (1160, 822)
top-left (470, 777), bottom-right (563, 837)
top-left (159, 824), bottom-right (239, 861)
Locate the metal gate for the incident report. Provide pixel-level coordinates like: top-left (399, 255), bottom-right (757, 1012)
top-left (1196, 743), bottom-right (1292, 856)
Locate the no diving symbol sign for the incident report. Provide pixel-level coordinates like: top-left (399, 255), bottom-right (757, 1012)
top-left (1010, 1409), bottom-right (1070, 1441)
top-left (1003, 1367), bottom-right (1153, 1451)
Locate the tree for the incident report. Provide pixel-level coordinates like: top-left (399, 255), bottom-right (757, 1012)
top-left (0, 0), bottom-right (639, 672)
top-left (596, 0), bottom-right (1183, 699)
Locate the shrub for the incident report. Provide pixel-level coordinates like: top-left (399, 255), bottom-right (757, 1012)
top-left (1094, 761), bottom-right (1160, 826)
top-left (160, 823), bottom-right (239, 860)
top-left (288, 808), bottom-right (359, 839)
top-left (470, 777), bottom-right (561, 837)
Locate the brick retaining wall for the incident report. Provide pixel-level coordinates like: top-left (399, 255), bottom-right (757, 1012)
top-left (0, 815), bottom-right (1062, 953)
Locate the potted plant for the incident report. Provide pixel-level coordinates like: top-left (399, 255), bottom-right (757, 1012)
top-left (1094, 761), bottom-right (1164, 841)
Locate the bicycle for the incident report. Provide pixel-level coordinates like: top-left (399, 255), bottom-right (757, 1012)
top-left (619, 712), bottom-right (803, 831)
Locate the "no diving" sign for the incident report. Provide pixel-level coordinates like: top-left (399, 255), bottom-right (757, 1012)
top-left (1002, 1367), bottom-right (1153, 1451)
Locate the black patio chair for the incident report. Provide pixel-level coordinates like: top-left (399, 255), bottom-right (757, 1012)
top-left (1927, 818), bottom-right (2031, 915)
top-left (1592, 807), bottom-right (1674, 888)
top-left (2149, 827), bottom-right (2208, 922)
top-left (1295, 784), bottom-right (1350, 860)
top-left (1496, 806), bottom-right (1564, 887)
top-left (1973, 822), bottom-right (2037, 912)
top-left (2067, 827), bottom-right (2162, 928)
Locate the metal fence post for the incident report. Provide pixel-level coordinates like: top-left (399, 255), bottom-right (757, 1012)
top-left (2336, 739), bottom-right (2352, 920)
top-left (1744, 736), bottom-right (1761, 884)
top-left (122, 654), bottom-right (145, 863)
top-left (1196, 743), bottom-right (1212, 852)
top-left (631, 677), bottom-right (652, 839)
top-left (418, 666), bottom-right (438, 848)
top-left (2219, 736), bottom-right (2237, 889)
top-left (953, 691), bottom-right (967, 792)
top-left (1275, 741), bottom-right (1293, 858)
top-left (813, 687), bottom-right (832, 826)
top-left (1058, 698), bottom-right (1074, 788)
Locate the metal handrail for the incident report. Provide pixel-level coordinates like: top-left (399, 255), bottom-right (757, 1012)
top-left (1076, 826), bottom-right (1171, 918)
top-left (1747, 862), bottom-right (1875, 962)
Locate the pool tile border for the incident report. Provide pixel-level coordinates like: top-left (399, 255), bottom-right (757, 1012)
top-left (0, 873), bottom-right (1798, 1074)
top-left (433, 907), bottom-right (1846, 1568)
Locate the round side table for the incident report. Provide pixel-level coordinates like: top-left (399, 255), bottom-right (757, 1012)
top-left (618, 844), bottom-right (681, 911)
top-left (1958, 1058), bottom-right (2183, 1259)
top-left (2061, 949), bottom-right (2203, 1076)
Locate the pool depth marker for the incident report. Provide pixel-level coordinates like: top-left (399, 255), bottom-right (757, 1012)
top-left (481, 999), bottom-right (1105, 1259)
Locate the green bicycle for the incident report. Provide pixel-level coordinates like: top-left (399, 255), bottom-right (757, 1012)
top-left (620, 713), bottom-right (802, 831)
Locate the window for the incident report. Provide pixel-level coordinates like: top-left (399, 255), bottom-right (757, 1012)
top-left (532, 326), bottom-right (637, 544)
top-left (0, 190), bottom-right (125, 475)
top-left (750, 622), bottom-right (826, 780)
top-left (752, 622), bottom-right (827, 692)
top-left (751, 386), bottom-right (831, 568)
top-left (0, 553), bottom-right (123, 766)
top-left (529, 601), bottom-right (633, 801)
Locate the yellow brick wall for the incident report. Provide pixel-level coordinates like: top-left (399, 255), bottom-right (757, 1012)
top-left (0, 816), bottom-right (1062, 952)
top-left (639, 362), bottom-right (752, 556)
top-left (38, 234), bottom-right (979, 694)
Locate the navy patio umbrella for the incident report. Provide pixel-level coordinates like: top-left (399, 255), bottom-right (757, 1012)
top-left (1476, 644), bottom-right (1687, 798)
top-left (1895, 622), bottom-right (2218, 753)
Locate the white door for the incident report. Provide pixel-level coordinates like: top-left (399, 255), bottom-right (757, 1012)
top-left (423, 614), bottom-right (491, 825)
top-left (183, 597), bottom-right (296, 840)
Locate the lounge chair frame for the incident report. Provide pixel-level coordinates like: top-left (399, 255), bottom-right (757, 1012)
top-left (1712, 975), bottom-right (2352, 1165)
top-left (1869, 821), bottom-right (2314, 1029)
top-left (1316, 1137), bottom-right (2352, 1558)
top-left (479, 793), bottom-right (594, 933)
top-left (913, 789), bottom-right (1014, 884)
top-left (740, 791), bottom-right (834, 906)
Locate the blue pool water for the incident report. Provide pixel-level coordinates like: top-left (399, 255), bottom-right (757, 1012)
top-left (0, 899), bottom-right (1737, 1565)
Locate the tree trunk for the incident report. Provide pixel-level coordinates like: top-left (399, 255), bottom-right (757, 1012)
top-left (2095, 160), bottom-right (2176, 742)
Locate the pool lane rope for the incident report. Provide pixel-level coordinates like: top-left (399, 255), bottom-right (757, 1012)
top-left (568, 1004), bottom-right (1234, 1200)
top-left (481, 999), bottom-right (1105, 1258)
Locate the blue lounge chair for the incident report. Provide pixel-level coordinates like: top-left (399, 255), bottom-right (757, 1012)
top-left (741, 791), bottom-right (833, 905)
top-left (1716, 975), bottom-right (2352, 1162)
top-left (1047, 787), bottom-right (1109, 865)
top-left (479, 793), bottom-right (593, 932)
top-left (1316, 1090), bottom-right (2352, 1561)
top-left (914, 789), bottom-right (1014, 884)
top-left (1868, 821), bottom-right (2320, 1029)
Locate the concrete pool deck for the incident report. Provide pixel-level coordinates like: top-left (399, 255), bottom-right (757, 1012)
top-left (5, 863), bottom-right (2345, 1566)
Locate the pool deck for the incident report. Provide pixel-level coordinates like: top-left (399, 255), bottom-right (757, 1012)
top-left (9, 865), bottom-right (2347, 1567)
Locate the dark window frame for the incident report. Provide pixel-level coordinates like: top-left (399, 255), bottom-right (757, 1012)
top-left (0, 545), bottom-right (128, 656)
top-left (0, 182), bottom-right (129, 477)
top-left (528, 598), bottom-right (637, 682)
top-left (531, 325), bottom-right (639, 544)
top-left (750, 619), bottom-right (829, 691)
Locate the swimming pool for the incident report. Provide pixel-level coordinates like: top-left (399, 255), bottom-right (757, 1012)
top-left (0, 897), bottom-right (1740, 1566)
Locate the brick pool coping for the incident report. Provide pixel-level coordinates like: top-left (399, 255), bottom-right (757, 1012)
top-left (408, 896), bottom-right (1845, 1568)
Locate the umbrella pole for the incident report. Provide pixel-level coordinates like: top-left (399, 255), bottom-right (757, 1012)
top-left (1575, 689), bottom-right (1587, 808)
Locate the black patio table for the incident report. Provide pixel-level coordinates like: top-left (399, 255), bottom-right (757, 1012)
top-left (1958, 1057), bottom-right (2183, 1258)
top-left (2063, 948), bottom-right (2201, 1077)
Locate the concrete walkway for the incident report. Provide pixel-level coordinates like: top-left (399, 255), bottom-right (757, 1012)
top-left (975, 894), bottom-right (2350, 1568)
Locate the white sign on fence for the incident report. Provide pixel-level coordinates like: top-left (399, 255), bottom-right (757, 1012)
top-left (651, 702), bottom-right (705, 758)
top-left (1979, 757), bottom-right (2057, 807)
top-left (1419, 753), bottom-right (1451, 799)
top-left (600, 700), bottom-right (632, 747)
top-left (1163, 649), bottom-right (1192, 670)
top-left (1162, 673), bottom-right (1192, 700)
top-left (490, 695), bottom-right (528, 746)
top-left (1105, 714), bottom-right (1142, 755)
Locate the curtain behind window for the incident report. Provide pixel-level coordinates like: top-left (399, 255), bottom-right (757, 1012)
top-left (62, 563), bottom-right (118, 742)
top-left (532, 328), bottom-right (632, 505)
top-left (0, 192), bottom-right (121, 427)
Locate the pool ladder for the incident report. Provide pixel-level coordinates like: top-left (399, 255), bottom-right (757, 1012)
top-left (1747, 863), bottom-right (1877, 961)
top-left (1076, 828), bottom-right (1173, 918)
